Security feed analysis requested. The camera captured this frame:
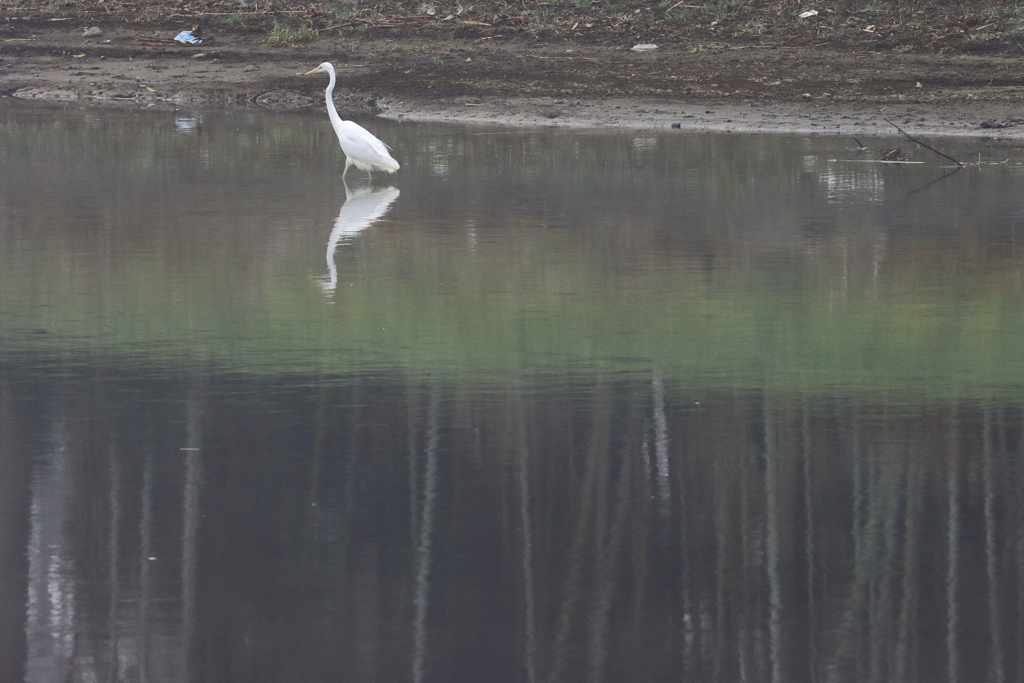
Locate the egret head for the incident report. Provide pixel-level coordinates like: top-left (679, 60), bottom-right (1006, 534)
top-left (303, 62), bottom-right (331, 76)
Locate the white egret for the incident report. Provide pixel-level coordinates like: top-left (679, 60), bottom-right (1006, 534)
top-left (319, 185), bottom-right (400, 293)
top-left (304, 62), bottom-right (400, 180)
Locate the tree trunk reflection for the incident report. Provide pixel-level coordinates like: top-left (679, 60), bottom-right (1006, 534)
top-left (3, 370), bottom-right (1024, 683)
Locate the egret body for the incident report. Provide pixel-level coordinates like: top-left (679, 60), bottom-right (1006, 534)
top-left (304, 62), bottom-right (400, 180)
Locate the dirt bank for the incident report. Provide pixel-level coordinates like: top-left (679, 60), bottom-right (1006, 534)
top-left (2, 18), bottom-right (1024, 139)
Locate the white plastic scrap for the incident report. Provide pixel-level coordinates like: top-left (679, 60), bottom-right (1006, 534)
top-left (798, 9), bottom-right (818, 18)
top-left (631, 43), bottom-right (658, 51)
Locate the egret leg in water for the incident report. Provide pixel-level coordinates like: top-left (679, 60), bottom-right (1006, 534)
top-left (303, 62), bottom-right (400, 180)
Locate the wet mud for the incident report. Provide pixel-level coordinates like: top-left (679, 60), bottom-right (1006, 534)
top-left (2, 22), bottom-right (1023, 137)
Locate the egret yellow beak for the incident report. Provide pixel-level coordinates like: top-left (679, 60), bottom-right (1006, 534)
top-left (303, 67), bottom-right (321, 76)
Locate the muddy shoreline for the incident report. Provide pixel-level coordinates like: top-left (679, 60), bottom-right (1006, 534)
top-left (2, 22), bottom-right (1023, 138)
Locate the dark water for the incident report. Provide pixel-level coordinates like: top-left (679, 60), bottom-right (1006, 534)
top-left (2, 101), bottom-right (1024, 683)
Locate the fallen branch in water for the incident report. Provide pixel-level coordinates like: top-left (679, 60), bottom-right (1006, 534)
top-left (883, 118), bottom-right (963, 167)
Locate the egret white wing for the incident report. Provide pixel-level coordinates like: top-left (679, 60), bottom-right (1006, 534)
top-left (335, 120), bottom-right (400, 171)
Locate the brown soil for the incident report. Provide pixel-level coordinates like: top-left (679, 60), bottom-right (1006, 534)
top-left (2, 14), bottom-right (1023, 138)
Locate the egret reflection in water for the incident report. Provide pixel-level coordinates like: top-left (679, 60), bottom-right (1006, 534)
top-left (318, 184), bottom-right (400, 293)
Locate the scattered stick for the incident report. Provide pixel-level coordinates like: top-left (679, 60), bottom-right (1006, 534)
top-left (175, 9), bottom-right (309, 15)
top-left (664, 1), bottom-right (702, 11)
top-left (883, 118), bottom-right (963, 167)
top-left (323, 15), bottom-right (434, 28)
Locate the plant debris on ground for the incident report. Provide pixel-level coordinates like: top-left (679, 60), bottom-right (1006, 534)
top-left (5, 0), bottom-right (1024, 55)
top-left (2, 0), bottom-right (1023, 138)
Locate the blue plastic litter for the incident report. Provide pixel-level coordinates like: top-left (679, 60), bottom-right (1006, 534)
top-left (174, 30), bottom-right (202, 44)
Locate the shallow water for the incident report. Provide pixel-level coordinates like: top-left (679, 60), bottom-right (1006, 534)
top-left (2, 101), bottom-right (1024, 683)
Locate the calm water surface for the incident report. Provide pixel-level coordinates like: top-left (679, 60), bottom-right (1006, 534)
top-left (2, 101), bottom-right (1024, 683)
